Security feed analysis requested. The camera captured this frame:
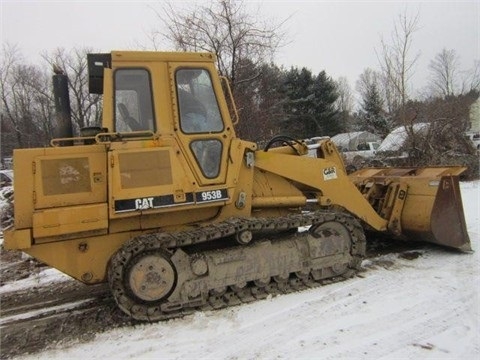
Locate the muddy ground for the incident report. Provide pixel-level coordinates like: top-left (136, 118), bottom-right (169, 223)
top-left (0, 248), bottom-right (136, 359)
top-left (0, 238), bottom-right (423, 359)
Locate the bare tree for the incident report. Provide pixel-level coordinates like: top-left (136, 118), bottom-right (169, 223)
top-left (461, 60), bottom-right (480, 94)
top-left (335, 77), bottom-right (354, 131)
top-left (376, 9), bottom-right (421, 164)
top-left (27, 65), bottom-right (56, 142)
top-left (151, 0), bottom-right (287, 92)
top-left (377, 9), bottom-right (420, 126)
top-left (0, 44), bottom-right (51, 153)
top-left (335, 77), bottom-right (354, 114)
top-left (428, 48), bottom-right (460, 97)
top-left (41, 47), bottom-right (103, 133)
top-left (1, 45), bottom-right (102, 158)
top-left (356, 68), bottom-right (381, 102)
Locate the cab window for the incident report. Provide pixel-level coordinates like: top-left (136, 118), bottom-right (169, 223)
top-left (114, 69), bottom-right (155, 132)
top-left (190, 139), bottom-right (222, 178)
top-left (176, 69), bottom-right (223, 134)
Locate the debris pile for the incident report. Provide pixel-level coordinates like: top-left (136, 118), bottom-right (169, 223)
top-left (1, 186), bottom-right (14, 230)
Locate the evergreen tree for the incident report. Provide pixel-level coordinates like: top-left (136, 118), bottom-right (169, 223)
top-left (280, 67), bottom-right (340, 138)
top-left (234, 60), bottom-right (284, 142)
top-left (311, 71), bottom-right (341, 136)
top-left (358, 82), bottom-right (389, 136)
top-left (280, 67), bottom-right (315, 138)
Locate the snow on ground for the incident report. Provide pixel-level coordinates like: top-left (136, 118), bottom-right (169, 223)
top-left (0, 298), bottom-right (93, 327)
top-left (10, 181), bottom-right (480, 359)
top-left (0, 267), bottom-right (71, 293)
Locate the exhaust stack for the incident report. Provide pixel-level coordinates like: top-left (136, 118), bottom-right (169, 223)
top-left (52, 67), bottom-right (73, 144)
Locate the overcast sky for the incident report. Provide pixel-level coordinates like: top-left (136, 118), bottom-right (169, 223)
top-left (1, 0), bottom-right (478, 94)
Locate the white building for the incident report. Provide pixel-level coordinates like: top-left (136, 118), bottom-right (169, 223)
top-left (469, 97), bottom-right (480, 132)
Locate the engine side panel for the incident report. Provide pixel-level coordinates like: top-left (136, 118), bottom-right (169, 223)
top-left (12, 145), bottom-right (107, 232)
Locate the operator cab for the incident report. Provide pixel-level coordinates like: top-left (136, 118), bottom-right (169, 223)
top-left (87, 51), bottom-right (233, 183)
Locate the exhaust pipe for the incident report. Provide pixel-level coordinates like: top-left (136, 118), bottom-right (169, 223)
top-left (52, 68), bottom-right (73, 145)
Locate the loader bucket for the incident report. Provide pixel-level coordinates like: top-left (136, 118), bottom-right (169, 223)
top-left (349, 167), bottom-right (472, 251)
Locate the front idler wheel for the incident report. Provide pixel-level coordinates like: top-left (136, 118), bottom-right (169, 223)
top-left (127, 252), bottom-right (177, 302)
top-left (108, 242), bottom-right (177, 320)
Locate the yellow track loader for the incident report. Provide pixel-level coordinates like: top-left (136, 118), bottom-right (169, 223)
top-left (3, 51), bottom-right (471, 321)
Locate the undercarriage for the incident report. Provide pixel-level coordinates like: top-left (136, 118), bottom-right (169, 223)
top-left (108, 211), bottom-right (366, 321)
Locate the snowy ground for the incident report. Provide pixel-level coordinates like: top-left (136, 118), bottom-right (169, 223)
top-left (1, 181), bottom-right (479, 359)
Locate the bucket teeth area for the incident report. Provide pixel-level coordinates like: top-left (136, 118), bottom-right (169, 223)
top-left (349, 167), bottom-right (471, 251)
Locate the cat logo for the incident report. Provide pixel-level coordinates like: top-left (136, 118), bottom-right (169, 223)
top-left (323, 167), bottom-right (337, 181)
top-left (135, 197), bottom-right (154, 210)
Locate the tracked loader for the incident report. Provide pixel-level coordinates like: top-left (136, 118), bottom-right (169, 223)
top-left (3, 51), bottom-right (471, 321)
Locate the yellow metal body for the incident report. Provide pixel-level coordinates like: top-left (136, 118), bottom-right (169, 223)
top-left (3, 51), bottom-right (471, 284)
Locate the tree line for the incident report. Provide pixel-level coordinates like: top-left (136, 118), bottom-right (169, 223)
top-left (1, 0), bottom-right (479, 169)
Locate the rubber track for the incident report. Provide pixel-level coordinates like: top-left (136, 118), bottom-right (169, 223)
top-left (108, 211), bottom-right (366, 322)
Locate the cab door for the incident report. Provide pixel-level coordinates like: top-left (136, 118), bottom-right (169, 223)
top-left (171, 65), bottom-right (234, 187)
